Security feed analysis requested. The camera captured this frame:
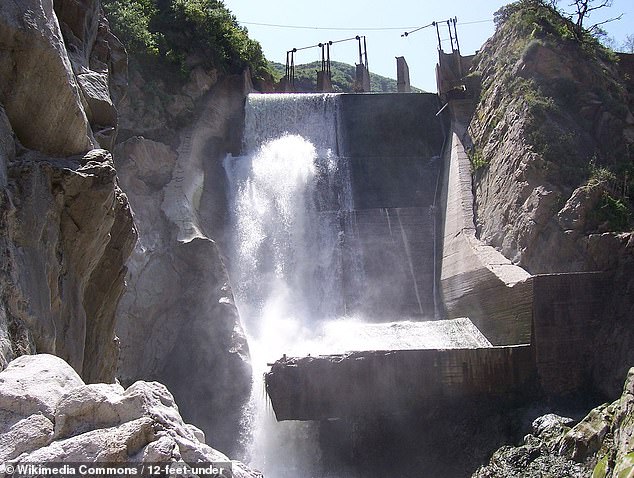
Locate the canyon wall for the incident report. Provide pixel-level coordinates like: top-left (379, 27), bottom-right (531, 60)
top-left (0, 0), bottom-right (253, 461)
top-left (113, 61), bottom-right (253, 454)
top-left (466, 4), bottom-right (634, 397)
top-left (0, 0), bottom-right (135, 382)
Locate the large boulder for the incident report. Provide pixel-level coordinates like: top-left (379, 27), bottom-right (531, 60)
top-left (0, 354), bottom-right (260, 477)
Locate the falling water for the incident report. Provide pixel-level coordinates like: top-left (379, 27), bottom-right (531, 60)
top-left (224, 93), bottom-right (484, 477)
top-left (224, 93), bottom-right (355, 477)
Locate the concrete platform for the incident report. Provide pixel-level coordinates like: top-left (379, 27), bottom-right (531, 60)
top-left (265, 343), bottom-right (534, 421)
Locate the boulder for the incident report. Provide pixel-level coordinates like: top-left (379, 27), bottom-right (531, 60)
top-left (0, 354), bottom-right (82, 421)
top-left (0, 354), bottom-right (260, 477)
top-left (472, 367), bottom-right (634, 478)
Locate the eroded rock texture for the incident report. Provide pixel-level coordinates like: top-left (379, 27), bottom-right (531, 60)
top-left (0, 0), bottom-right (136, 382)
top-left (467, 6), bottom-right (634, 396)
top-left (115, 72), bottom-right (253, 454)
top-left (0, 354), bottom-right (260, 477)
top-left (1, 137), bottom-right (135, 381)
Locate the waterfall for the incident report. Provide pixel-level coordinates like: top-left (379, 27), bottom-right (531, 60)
top-left (224, 93), bottom-right (355, 477)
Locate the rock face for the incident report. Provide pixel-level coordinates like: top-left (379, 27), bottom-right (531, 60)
top-left (0, 122), bottom-right (135, 381)
top-left (114, 70), bottom-right (253, 454)
top-left (473, 367), bottom-right (634, 478)
top-left (0, 0), bottom-right (136, 381)
top-left (0, 0), bottom-right (126, 155)
top-left (466, 4), bottom-right (634, 396)
top-left (0, 354), bottom-right (260, 477)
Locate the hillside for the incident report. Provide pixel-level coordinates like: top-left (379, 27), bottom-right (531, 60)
top-left (269, 60), bottom-right (424, 93)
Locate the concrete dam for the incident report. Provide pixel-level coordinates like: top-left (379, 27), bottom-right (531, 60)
top-left (226, 92), bottom-right (610, 432)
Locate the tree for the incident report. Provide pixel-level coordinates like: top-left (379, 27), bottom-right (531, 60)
top-left (551, 0), bottom-right (623, 40)
top-left (622, 34), bottom-right (634, 53)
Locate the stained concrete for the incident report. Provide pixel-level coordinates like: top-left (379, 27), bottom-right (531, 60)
top-left (532, 272), bottom-right (612, 395)
top-left (266, 345), bottom-right (534, 421)
top-left (439, 101), bottom-right (533, 346)
top-left (343, 207), bottom-right (436, 319)
top-left (337, 93), bottom-right (446, 319)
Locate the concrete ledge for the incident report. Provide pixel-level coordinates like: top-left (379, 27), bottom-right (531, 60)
top-left (440, 108), bottom-right (532, 345)
top-left (265, 345), bottom-right (534, 421)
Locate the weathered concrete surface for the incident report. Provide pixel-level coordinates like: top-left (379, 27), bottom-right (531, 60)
top-left (396, 56), bottom-right (411, 93)
top-left (532, 272), bottom-right (612, 396)
top-left (344, 207), bottom-right (437, 319)
top-left (440, 101), bottom-right (533, 345)
top-left (336, 93), bottom-right (445, 319)
top-left (266, 345), bottom-right (534, 421)
top-left (339, 93), bottom-right (444, 159)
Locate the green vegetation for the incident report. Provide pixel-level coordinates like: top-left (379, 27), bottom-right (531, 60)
top-left (472, 0), bottom-right (633, 231)
top-left (586, 162), bottom-right (633, 231)
top-left (493, 0), bottom-right (618, 61)
top-left (468, 147), bottom-right (488, 171)
top-left (268, 61), bottom-right (424, 93)
top-left (102, 0), bottom-right (269, 79)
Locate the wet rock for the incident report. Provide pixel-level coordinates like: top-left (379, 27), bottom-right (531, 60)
top-left (472, 367), bottom-right (634, 478)
top-left (559, 404), bottom-right (614, 461)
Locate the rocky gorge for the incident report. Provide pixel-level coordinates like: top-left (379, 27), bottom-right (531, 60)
top-left (0, 0), bottom-right (632, 477)
top-left (0, 0), bottom-right (256, 472)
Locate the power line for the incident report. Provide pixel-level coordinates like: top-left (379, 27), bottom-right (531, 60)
top-left (238, 21), bottom-right (418, 31)
top-left (238, 19), bottom-right (493, 32)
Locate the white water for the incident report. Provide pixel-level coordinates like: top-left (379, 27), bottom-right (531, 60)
top-left (225, 94), bottom-right (353, 477)
top-left (224, 93), bottom-right (483, 477)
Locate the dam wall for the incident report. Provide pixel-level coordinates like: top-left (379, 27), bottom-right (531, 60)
top-left (263, 93), bottom-right (612, 421)
top-left (439, 101), bottom-right (533, 345)
top-left (266, 345), bottom-right (535, 421)
top-left (338, 93), bottom-right (446, 319)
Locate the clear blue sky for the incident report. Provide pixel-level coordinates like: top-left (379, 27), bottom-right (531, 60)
top-left (224, 0), bottom-right (633, 92)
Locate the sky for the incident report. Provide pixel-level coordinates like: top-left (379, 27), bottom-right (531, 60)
top-left (224, 0), bottom-right (634, 92)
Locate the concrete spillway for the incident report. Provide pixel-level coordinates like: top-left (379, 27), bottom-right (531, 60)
top-left (267, 345), bottom-right (534, 421)
top-left (340, 93), bottom-right (444, 319)
top-left (260, 95), bottom-right (612, 423)
top-left (231, 91), bottom-right (610, 425)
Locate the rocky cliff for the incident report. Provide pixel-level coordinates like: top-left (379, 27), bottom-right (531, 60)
top-left (0, 0), bottom-right (135, 382)
top-left (0, 0), bottom-right (254, 467)
top-left (113, 51), bottom-right (253, 455)
top-left (466, 2), bottom-right (634, 397)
